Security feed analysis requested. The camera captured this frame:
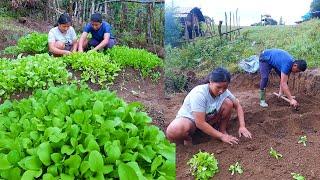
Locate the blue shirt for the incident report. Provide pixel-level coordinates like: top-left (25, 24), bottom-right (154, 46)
top-left (83, 21), bottom-right (114, 42)
top-left (260, 48), bottom-right (294, 75)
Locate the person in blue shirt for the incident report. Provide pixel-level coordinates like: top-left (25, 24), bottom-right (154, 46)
top-left (259, 48), bottom-right (307, 108)
top-left (78, 13), bottom-right (115, 52)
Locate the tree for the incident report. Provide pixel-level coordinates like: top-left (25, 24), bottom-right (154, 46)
top-left (165, 6), bottom-right (182, 46)
top-left (310, 0), bottom-right (320, 12)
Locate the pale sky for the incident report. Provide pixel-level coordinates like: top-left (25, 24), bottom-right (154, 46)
top-left (167, 0), bottom-right (312, 25)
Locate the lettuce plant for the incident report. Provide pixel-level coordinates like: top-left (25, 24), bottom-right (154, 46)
top-left (229, 162), bottom-right (243, 175)
top-left (187, 151), bottom-right (219, 180)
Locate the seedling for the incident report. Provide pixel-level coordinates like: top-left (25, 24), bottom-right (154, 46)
top-left (291, 173), bottom-right (305, 180)
top-left (298, 135), bottom-right (307, 146)
top-left (269, 147), bottom-right (283, 160)
top-left (229, 162), bottom-right (243, 175)
top-left (187, 151), bottom-right (219, 180)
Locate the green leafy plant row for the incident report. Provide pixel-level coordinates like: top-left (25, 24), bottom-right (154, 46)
top-left (62, 52), bottom-right (121, 85)
top-left (107, 46), bottom-right (164, 77)
top-left (0, 85), bottom-right (175, 179)
top-left (0, 54), bottom-right (70, 98)
top-left (3, 32), bottom-right (48, 55)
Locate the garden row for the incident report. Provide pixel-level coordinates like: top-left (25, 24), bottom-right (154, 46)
top-left (0, 32), bottom-right (163, 99)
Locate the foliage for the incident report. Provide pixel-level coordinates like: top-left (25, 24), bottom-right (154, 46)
top-left (310, 0), bottom-right (320, 12)
top-left (187, 151), bottom-right (219, 180)
top-left (17, 32), bottom-right (48, 54)
top-left (107, 46), bottom-right (163, 77)
top-left (228, 162), bottom-right (243, 175)
top-left (0, 85), bottom-right (176, 179)
top-left (164, 70), bottom-right (187, 93)
top-left (165, 6), bottom-right (182, 46)
top-left (62, 52), bottom-right (121, 85)
top-left (269, 147), bottom-right (283, 160)
top-left (3, 32), bottom-right (48, 55)
top-left (291, 173), bottom-right (305, 180)
top-left (298, 135), bottom-right (307, 146)
top-left (0, 54), bottom-right (70, 98)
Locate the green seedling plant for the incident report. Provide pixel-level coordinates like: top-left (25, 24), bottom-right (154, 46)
top-left (298, 135), bottom-right (307, 146)
top-left (291, 173), bottom-right (305, 180)
top-left (229, 162), bottom-right (243, 175)
top-left (62, 51), bottom-right (120, 85)
top-left (0, 54), bottom-right (70, 98)
top-left (187, 151), bottom-right (219, 180)
top-left (0, 85), bottom-right (176, 179)
top-left (107, 46), bottom-right (163, 78)
top-left (269, 147), bottom-right (283, 160)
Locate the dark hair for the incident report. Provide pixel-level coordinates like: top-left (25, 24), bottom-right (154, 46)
top-left (201, 67), bottom-right (231, 84)
top-left (294, 60), bottom-right (307, 71)
top-left (91, 13), bottom-right (102, 23)
top-left (57, 13), bottom-right (72, 25)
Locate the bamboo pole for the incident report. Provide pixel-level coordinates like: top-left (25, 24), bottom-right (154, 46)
top-left (225, 12), bottom-right (227, 39)
top-left (229, 11), bottom-right (231, 40)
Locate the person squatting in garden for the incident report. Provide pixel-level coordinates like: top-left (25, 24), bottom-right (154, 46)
top-left (166, 68), bottom-right (252, 146)
top-left (48, 13), bottom-right (78, 56)
top-left (78, 13), bottom-right (116, 52)
top-left (258, 48), bottom-right (307, 108)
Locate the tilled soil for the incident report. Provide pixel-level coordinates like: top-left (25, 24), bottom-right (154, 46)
top-left (168, 70), bottom-right (320, 180)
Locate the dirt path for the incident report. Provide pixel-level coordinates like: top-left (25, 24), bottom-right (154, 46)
top-left (166, 70), bottom-right (320, 179)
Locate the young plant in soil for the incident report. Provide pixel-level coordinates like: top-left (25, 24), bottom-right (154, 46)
top-left (291, 173), bottom-right (305, 180)
top-left (298, 135), bottom-right (307, 146)
top-left (228, 162), bottom-right (243, 175)
top-left (269, 147), bottom-right (283, 160)
top-left (187, 151), bottom-right (219, 180)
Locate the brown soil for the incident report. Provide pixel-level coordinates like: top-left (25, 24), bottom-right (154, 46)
top-left (168, 69), bottom-right (320, 179)
top-left (109, 68), bottom-right (167, 132)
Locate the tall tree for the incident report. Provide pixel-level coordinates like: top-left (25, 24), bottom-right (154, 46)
top-left (310, 0), bottom-right (320, 12)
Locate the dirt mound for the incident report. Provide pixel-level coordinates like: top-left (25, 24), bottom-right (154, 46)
top-left (167, 70), bottom-right (320, 179)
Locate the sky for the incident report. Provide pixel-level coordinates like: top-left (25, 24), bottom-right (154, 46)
top-left (167, 0), bottom-right (313, 26)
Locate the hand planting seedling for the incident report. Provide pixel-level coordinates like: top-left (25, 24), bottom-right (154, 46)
top-left (187, 151), bottom-right (219, 180)
top-left (291, 173), bottom-right (305, 180)
top-left (298, 135), bottom-right (307, 146)
top-left (269, 147), bottom-right (283, 160)
top-left (229, 162), bottom-right (243, 175)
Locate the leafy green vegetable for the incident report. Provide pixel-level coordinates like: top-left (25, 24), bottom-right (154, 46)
top-left (0, 54), bottom-right (70, 98)
top-left (0, 85), bottom-right (175, 179)
top-left (298, 135), bottom-right (307, 146)
top-left (228, 162), bottom-right (243, 175)
top-left (187, 151), bottom-right (219, 180)
top-left (269, 147), bottom-right (283, 160)
top-left (291, 172), bottom-right (305, 180)
top-left (107, 46), bottom-right (163, 78)
top-left (62, 51), bottom-right (120, 85)
top-left (18, 32), bottom-right (48, 54)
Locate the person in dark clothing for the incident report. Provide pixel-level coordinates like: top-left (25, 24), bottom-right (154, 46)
top-left (259, 48), bottom-right (307, 108)
top-left (78, 13), bottom-right (116, 52)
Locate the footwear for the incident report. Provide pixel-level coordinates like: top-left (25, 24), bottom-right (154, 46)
top-left (259, 89), bottom-right (268, 107)
top-left (260, 100), bottom-right (269, 107)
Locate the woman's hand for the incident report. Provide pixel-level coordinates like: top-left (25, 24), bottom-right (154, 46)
top-left (238, 126), bottom-right (252, 139)
top-left (220, 134), bottom-right (239, 145)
